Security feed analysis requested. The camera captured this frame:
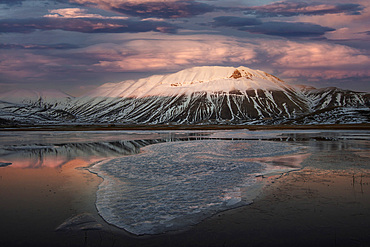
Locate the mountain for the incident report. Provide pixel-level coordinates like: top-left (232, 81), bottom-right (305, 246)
top-left (0, 89), bottom-right (73, 106)
top-left (70, 66), bottom-right (309, 124)
top-left (0, 89), bottom-right (75, 125)
top-left (288, 86), bottom-right (370, 125)
top-left (0, 66), bottom-right (369, 126)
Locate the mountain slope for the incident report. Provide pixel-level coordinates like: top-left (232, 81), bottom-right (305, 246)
top-left (0, 89), bottom-right (75, 125)
top-left (70, 66), bottom-right (309, 124)
top-left (302, 87), bottom-right (368, 110)
top-left (0, 89), bottom-right (73, 107)
top-left (289, 86), bottom-right (370, 125)
top-left (0, 66), bottom-right (369, 126)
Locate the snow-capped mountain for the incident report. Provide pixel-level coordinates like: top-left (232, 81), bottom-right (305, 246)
top-left (0, 66), bottom-right (369, 126)
top-left (0, 89), bottom-right (75, 125)
top-left (289, 86), bottom-right (370, 125)
top-left (70, 66), bottom-right (309, 124)
top-left (0, 89), bottom-right (73, 107)
top-left (82, 66), bottom-right (292, 98)
top-left (302, 87), bottom-right (369, 110)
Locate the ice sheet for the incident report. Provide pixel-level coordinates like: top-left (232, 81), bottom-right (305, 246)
top-left (89, 139), bottom-right (303, 235)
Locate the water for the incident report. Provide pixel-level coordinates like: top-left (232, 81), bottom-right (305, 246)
top-left (0, 131), bottom-right (210, 168)
top-left (1, 129), bottom-right (368, 235)
top-left (89, 139), bottom-right (303, 235)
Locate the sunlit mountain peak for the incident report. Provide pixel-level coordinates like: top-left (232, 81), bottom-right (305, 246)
top-left (87, 66), bottom-right (290, 98)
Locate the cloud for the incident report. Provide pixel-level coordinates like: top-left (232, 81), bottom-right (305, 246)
top-left (260, 40), bottom-right (370, 79)
top-left (0, 34), bottom-right (258, 92)
top-left (44, 8), bottom-right (129, 19)
top-left (0, 50), bottom-right (70, 79)
top-left (0, 43), bottom-right (79, 50)
top-left (69, 0), bottom-right (215, 18)
top-left (212, 16), bottom-right (262, 27)
top-left (0, 0), bottom-right (25, 6)
top-left (268, 42), bottom-right (369, 68)
top-left (76, 34), bottom-right (370, 80)
top-left (79, 36), bottom-right (257, 72)
top-left (294, 1), bottom-right (370, 42)
top-left (244, 1), bottom-right (364, 17)
top-left (239, 21), bottom-right (335, 38)
top-left (2, 32), bottom-right (368, 79)
top-left (0, 17), bottom-right (177, 34)
top-left (1, 33), bottom-right (369, 94)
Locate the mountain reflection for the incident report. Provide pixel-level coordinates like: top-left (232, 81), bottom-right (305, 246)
top-left (0, 140), bottom-right (162, 168)
top-left (1, 130), bottom-right (368, 169)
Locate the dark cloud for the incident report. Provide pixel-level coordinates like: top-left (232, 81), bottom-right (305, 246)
top-left (0, 43), bottom-right (79, 49)
top-left (0, 0), bottom-right (25, 6)
top-left (239, 22), bottom-right (335, 37)
top-left (212, 16), bottom-right (262, 27)
top-left (0, 17), bottom-right (177, 34)
top-left (244, 2), bottom-right (364, 17)
top-left (97, 1), bottom-right (214, 19)
top-left (0, 0), bottom-right (69, 6)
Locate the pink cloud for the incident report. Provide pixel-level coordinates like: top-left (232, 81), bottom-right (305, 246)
top-left (69, 0), bottom-right (214, 18)
top-left (1, 34), bottom-right (369, 87)
top-left (83, 36), bottom-right (257, 71)
top-left (0, 51), bottom-right (65, 78)
top-left (260, 40), bottom-right (370, 79)
top-left (268, 42), bottom-right (369, 68)
top-left (244, 1), bottom-right (364, 17)
top-left (279, 69), bottom-right (370, 80)
top-left (44, 8), bottom-right (129, 19)
top-left (79, 34), bottom-right (369, 79)
top-left (69, 34), bottom-right (370, 81)
top-left (295, 0), bottom-right (370, 40)
top-left (72, 0), bottom-right (179, 5)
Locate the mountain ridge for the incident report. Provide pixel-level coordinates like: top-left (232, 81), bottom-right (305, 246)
top-left (0, 66), bottom-right (369, 126)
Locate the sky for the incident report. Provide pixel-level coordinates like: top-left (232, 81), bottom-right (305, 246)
top-left (0, 0), bottom-right (369, 96)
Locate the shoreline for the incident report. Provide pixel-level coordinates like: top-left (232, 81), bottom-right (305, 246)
top-left (66, 138), bottom-right (370, 247)
top-left (0, 159), bottom-right (109, 247)
top-left (1, 131), bottom-right (370, 246)
top-left (1, 123), bottom-right (370, 131)
top-left (77, 147), bottom-right (370, 247)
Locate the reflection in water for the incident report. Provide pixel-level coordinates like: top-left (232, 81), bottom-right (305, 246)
top-left (1, 130), bottom-right (369, 237)
top-left (1, 130), bottom-right (369, 169)
top-left (0, 140), bottom-right (161, 168)
top-left (0, 131), bottom-right (215, 169)
top-left (251, 153), bottom-right (311, 169)
top-left (0, 162), bottom-right (12, 167)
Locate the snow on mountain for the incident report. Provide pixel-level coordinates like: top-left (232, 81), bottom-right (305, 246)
top-left (0, 89), bottom-right (75, 125)
top-left (0, 66), bottom-right (369, 126)
top-left (70, 66), bottom-right (310, 124)
top-left (86, 66), bottom-right (291, 98)
top-left (287, 107), bottom-right (370, 125)
top-left (0, 89), bottom-right (73, 107)
top-left (302, 87), bottom-right (368, 110)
